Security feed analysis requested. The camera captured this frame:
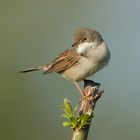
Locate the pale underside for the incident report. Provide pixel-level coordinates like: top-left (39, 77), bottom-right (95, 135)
top-left (44, 42), bottom-right (110, 82)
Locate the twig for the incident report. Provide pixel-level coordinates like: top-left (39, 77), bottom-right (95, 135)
top-left (71, 80), bottom-right (103, 140)
top-left (61, 80), bottom-right (103, 140)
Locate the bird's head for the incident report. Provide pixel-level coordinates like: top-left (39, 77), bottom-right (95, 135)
top-left (74, 27), bottom-right (104, 56)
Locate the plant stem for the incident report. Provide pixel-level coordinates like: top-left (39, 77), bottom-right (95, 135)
top-left (71, 128), bottom-right (88, 140)
top-left (71, 80), bottom-right (103, 140)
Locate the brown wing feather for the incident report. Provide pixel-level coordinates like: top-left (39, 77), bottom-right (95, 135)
top-left (45, 46), bottom-right (80, 73)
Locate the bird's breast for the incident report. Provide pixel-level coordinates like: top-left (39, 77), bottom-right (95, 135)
top-left (62, 42), bottom-right (110, 82)
top-left (61, 57), bottom-right (100, 81)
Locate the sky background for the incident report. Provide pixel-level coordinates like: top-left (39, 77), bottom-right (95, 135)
top-left (0, 0), bottom-right (140, 140)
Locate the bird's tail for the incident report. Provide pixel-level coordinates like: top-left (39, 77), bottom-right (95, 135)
top-left (19, 65), bottom-right (49, 73)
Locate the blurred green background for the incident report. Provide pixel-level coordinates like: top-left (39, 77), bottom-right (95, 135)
top-left (0, 0), bottom-right (140, 140)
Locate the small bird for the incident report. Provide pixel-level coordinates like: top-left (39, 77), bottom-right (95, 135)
top-left (20, 27), bottom-right (110, 95)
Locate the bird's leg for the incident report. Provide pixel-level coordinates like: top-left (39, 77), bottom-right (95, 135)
top-left (74, 82), bottom-right (84, 97)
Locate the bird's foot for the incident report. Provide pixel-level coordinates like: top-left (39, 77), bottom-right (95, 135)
top-left (73, 82), bottom-right (85, 97)
top-left (84, 79), bottom-right (100, 87)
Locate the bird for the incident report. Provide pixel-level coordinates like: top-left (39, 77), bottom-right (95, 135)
top-left (19, 27), bottom-right (110, 95)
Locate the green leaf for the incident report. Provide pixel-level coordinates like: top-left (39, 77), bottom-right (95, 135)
top-left (61, 113), bottom-right (69, 119)
top-left (63, 121), bottom-right (71, 126)
top-left (61, 98), bottom-right (94, 130)
top-left (74, 106), bottom-right (78, 113)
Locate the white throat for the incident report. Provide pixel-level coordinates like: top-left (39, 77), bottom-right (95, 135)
top-left (76, 42), bottom-right (96, 54)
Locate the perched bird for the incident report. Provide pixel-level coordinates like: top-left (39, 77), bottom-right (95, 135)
top-left (20, 27), bottom-right (110, 95)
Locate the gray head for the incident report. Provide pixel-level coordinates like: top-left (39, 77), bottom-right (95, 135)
top-left (74, 27), bottom-right (103, 45)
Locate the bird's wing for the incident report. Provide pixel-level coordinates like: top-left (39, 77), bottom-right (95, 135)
top-left (44, 46), bottom-right (81, 73)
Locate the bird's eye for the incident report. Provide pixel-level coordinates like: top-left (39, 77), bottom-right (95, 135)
top-left (82, 38), bottom-right (87, 42)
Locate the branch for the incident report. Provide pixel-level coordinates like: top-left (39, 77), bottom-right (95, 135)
top-left (72, 80), bottom-right (103, 140)
top-left (61, 80), bottom-right (104, 140)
